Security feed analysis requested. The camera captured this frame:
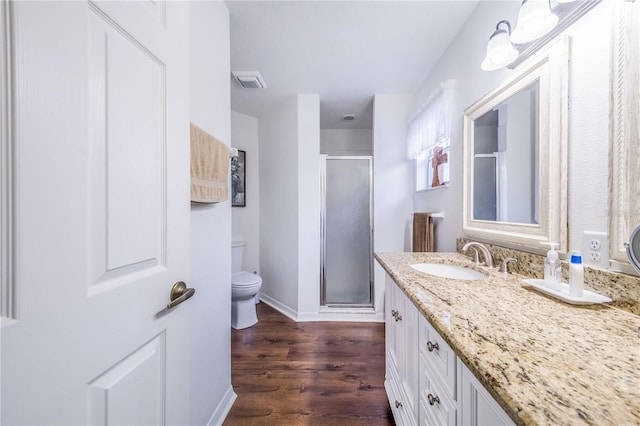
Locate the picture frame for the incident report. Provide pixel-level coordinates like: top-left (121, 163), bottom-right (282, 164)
top-left (231, 150), bottom-right (246, 207)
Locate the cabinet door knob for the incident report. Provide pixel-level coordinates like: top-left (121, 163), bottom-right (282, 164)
top-left (391, 309), bottom-right (398, 318)
top-left (427, 393), bottom-right (440, 406)
top-left (395, 313), bottom-right (402, 322)
top-left (427, 340), bottom-right (439, 352)
top-left (395, 400), bottom-right (403, 408)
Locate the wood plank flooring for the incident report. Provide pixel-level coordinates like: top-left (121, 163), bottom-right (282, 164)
top-left (224, 303), bottom-right (394, 426)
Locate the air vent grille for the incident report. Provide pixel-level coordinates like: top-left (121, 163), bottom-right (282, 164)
top-left (232, 71), bottom-right (267, 89)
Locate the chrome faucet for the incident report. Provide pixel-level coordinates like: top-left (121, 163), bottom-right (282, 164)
top-left (462, 242), bottom-right (494, 268)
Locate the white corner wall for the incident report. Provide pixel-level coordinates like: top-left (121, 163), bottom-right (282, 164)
top-left (231, 111), bottom-right (260, 274)
top-left (257, 95), bottom-right (323, 320)
top-left (258, 97), bottom-right (300, 316)
top-left (413, 1), bottom-right (612, 254)
top-left (188, 2), bottom-right (235, 425)
top-left (372, 94), bottom-right (414, 313)
top-left (296, 95), bottom-right (321, 317)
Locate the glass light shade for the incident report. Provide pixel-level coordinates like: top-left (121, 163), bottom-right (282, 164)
top-left (510, 0), bottom-right (559, 44)
top-left (481, 30), bottom-right (519, 71)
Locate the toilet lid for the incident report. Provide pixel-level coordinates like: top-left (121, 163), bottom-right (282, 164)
top-left (232, 271), bottom-right (262, 286)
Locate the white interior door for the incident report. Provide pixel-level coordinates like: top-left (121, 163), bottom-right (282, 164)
top-left (2, 1), bottom-right (192, 424)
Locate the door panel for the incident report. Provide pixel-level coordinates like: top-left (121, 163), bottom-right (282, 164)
top-left (2, 1), bottom-right (190, 424)
top-left (87, 333), bottom-right (166, 426)
top-left (88, 6), bottom-right (166, 287)
top-left (321, 156), bottom-right (373, 306)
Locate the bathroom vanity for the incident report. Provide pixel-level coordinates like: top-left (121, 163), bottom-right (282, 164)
top-left (376, 252), bottom-right (640, 426)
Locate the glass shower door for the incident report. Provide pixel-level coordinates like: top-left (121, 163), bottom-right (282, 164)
top-left (321, 156), bottom-right (373, 307)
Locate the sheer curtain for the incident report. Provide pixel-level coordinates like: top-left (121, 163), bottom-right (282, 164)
top-left (407, 80), bottom-right (454, 160)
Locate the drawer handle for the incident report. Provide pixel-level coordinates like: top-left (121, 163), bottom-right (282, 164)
top-left (395, 400), bottom-right (403, 408)
top-left (427, 393), bottom-right (440, 406)
top-left (427, 341), bottom-right (439, 352)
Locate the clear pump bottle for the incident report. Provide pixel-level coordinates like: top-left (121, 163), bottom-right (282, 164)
top-left (541, 242), bottom-right (561, 283)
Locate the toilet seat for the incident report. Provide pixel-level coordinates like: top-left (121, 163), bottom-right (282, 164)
top-left (232, 271), bottom-right (261, 287)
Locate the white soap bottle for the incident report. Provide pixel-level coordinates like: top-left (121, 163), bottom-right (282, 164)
top-left (569, 251), bottom-right (584, 297)
top-left (541, 242), bottom-right (561, 283)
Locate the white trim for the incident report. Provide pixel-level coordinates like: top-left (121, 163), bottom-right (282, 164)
top-left (463, 37), bottom-right (569, 253)
top-left (298, 309), bottom-right (384, 323)
top-left (608, 0), bottom-right (640, 276)
top-left (206, 385), bottom-right (237, 426)
top-left (0, 0), bottom-right (13, 319)
top-left (260, 293), bottom-right (384, 323)
top-left (257, 292), bottom-right (298, 322)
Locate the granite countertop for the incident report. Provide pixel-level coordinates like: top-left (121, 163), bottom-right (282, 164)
top-left (375, 252), bottom-right (640, 426)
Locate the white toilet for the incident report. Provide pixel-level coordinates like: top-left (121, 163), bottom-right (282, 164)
top-left (231, 241), bottom-right (262, 329)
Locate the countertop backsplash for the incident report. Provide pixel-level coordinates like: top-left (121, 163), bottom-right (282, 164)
top-left (456, 238), bottom-right (640, 315)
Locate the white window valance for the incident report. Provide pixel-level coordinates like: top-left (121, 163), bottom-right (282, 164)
top-left (407, 80), bottom-right (454, 160)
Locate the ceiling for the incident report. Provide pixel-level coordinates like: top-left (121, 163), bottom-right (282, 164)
top-left (226, 1), bottom-right (479, 129)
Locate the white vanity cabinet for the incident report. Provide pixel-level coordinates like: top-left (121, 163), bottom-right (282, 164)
top-left (386, 276), bottom-right (514, 426)
top-left (385, 275), bottom-right (419, 424)
top-left (459, 362), bottom-right (515, 426)
top-left (420, 315), bottom-right (458, 425)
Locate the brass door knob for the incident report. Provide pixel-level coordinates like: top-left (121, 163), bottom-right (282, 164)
top-left (167, 281), bottom-right (195, 309)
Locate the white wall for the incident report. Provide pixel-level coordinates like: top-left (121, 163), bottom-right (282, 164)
top-left (231, 111), bottom-right (260, 274)
top-left (297, 95), bottom-right (321, 316)
top-left (320, 129), bottom-right (372, 156)
top-left (188, 2), bottom-right (235, 424)
top-left (258, 97), bottom-right (300, 315)
top-left (373, 94), bottom-right (414, 312)
top-left (413, 1), bottom-right (612, 254)
top-left (257, 94), bottom-right (322, 319)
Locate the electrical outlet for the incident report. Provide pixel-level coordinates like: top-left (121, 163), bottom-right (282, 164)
top-left (583, 231), bottom-right (608, 268)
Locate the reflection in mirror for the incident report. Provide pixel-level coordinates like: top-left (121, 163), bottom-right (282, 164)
top-left (463, 37), bottom-right (568, 252)
top-left (473, 81), bottom-right (539, 224)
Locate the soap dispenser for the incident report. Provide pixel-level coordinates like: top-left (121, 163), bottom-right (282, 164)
top-left (541, 242), bottom-right (561, 283)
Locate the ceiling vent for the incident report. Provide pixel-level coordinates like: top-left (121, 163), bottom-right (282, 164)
top-left (232, 71), bottom-right (267, 89)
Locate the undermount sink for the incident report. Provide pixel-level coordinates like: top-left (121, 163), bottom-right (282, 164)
top-left (410, 263), bottom-right (487, 281)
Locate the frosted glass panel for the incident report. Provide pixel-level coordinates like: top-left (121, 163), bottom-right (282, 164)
top-left (323, 157), bottom-right (372, 306)
top-left (473, 156), bottom-right (497, 221)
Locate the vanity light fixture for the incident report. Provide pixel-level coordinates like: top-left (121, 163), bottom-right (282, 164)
top-left (481, 20), bottom-right (520, 71)
top-left (510, 0), bottom-right (559, 44)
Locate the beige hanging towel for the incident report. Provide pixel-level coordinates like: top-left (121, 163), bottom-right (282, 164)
top-left (412, 212), bottom-right (434, 252)
top-left (190, 123), bottom-right (230, 203)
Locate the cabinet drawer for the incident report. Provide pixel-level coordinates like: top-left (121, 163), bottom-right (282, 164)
top-left (419, 366), bottom-right (457, 426)
top-left (419, 315), bottom-right (456, 399)
top-left (386, 377), bottom-right (416, 426)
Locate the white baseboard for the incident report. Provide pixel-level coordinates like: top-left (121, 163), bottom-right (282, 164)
top-left (297, 310), bottom-right (384, 322)
top-left (257, 292), bottom-right (298, 321)
top-left (206, 385), bottom-right (237, 426)
top-left (259, 293), bottom-right (384, 323)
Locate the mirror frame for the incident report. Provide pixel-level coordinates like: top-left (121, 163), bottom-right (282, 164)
top-left (463, 37), bottom-right (569, 253)
top-left (609, 0), bottom-right (639, 274)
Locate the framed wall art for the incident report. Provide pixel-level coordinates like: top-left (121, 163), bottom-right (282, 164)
top-left (231, 150), bottom-right (246, 207)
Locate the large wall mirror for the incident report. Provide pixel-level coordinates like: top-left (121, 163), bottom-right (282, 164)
top-left (463, 37), bottom-right (569, 252)
top-left (609, 0), bottom-right (639, 274)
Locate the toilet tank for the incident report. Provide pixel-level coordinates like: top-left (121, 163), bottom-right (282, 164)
top-left (231, 241), bottom-right (246, 273)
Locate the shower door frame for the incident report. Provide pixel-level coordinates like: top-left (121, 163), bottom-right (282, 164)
top-left (320, 155), bottom-right (374, 309)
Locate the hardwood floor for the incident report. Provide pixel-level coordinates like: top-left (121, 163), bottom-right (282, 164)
top-left (224, 303), bottom-right (394, 426)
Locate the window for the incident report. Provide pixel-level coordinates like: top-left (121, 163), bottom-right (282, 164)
top-left (407, 80), bottom-right (454, 191)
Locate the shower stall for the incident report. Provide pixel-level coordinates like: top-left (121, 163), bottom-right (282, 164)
top-left (320, 156), bottom-right (373, 308)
